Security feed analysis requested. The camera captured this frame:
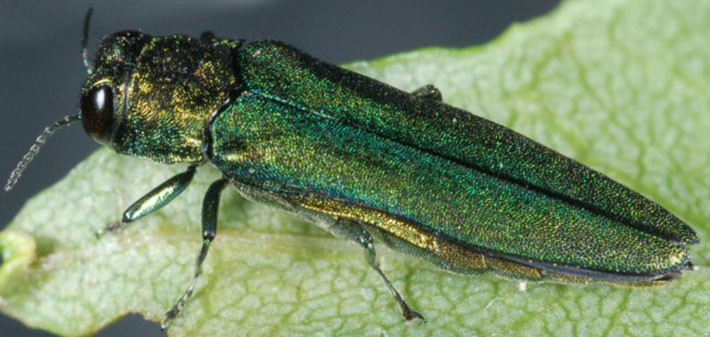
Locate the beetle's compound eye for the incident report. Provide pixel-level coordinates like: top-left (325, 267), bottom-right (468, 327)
top-left (81, 84), bottom-right (114, 144)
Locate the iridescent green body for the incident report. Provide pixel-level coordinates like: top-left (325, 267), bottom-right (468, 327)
top-left (209, 40), bottom-right (694, 282)
top-left (82, 31), bottom-right (697, 280)
top-left (45, 28), bottom-right (699, 325)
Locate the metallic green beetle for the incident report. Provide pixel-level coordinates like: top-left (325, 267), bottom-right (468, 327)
top-left (5, 11), bottom-right (698, 329)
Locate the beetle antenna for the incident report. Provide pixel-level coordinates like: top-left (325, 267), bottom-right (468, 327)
top-left (5, 115), bottom-right (82, 192)
top-left (82, 8), bottom-right (94, 75)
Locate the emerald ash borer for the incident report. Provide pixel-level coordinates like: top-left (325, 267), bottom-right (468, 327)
top-left (5, 10), bottom-right (698, 329)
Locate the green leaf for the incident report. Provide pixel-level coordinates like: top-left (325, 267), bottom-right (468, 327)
top-left (2, 0), bottom-right (709, 336)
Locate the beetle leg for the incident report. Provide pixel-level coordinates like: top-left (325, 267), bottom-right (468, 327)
top-left (332, 219), bottom-right (425, 322)
top-left (162, 178), bottom-right (229, 330)
top-left (412, 84), bottom-right (442, 102)
top-left (95, 165), bottom-right (197, 237)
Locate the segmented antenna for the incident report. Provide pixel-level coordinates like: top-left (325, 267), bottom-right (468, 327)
top-left (82, 8), bottom-right (94, 75)
top-left (4, 115), bottom-right (81, 192)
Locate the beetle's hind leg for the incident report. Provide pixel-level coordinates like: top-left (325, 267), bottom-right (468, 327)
top-left (162, 178), bottom-right (229, 330)
top-left (412, 84), bottom-right (442, 102)
top-left (331, 218), bottom-right (425, 322)
top-left (95, 165), bottom-right (197, 237)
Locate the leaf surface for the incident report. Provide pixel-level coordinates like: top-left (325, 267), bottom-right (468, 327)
top-left (2, 0), bottom-right (709, 336)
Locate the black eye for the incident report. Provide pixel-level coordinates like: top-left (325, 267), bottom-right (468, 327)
top-left (81, 84), bottom-right (114, 144)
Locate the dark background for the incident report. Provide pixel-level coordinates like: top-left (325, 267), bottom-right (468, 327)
top-left (0, 1), bottom-right (559, 336)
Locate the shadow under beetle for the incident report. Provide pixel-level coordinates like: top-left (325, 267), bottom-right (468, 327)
top-left (5, 9), bottom-right (698, 329)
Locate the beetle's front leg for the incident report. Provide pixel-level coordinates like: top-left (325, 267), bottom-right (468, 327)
top-left (96, 165), bottom-right (197, 237)
top-left (162, 178), bottom-right (229, 330)
top-left (331, 219), bottom-right (425, 322)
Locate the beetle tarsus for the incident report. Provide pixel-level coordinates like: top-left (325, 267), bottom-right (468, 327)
top-left (366, 243), bottom-right (426, 322)
top-left (403, 307), bottom-right (426, 322)
top-left (161, 269), bottom-right (200, 330)
top-left (94, 221), bottom-right (124, 238)
top-left (162, 178), bottom-right (228, 328)
top-left (332, 219), bottom-right (426, 322)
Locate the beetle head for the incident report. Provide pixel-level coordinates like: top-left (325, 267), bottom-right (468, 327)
top-left (80, 30), bottom-right (149, 145)
top-left (6, 10), bottom-right (239, 191)
top-left (80, 30), bottom-right (239, 163)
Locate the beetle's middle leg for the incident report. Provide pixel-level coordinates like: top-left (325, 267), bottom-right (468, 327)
top-left (96, 165), bottom-right (197, 237)
top-left (162, 178), bottom-right (229, 330)
top-left (331, 218), bottom-right (425, 322)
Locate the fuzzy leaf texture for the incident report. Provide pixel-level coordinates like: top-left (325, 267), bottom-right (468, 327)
top-left (2, 0), bottom-right (709, 336)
